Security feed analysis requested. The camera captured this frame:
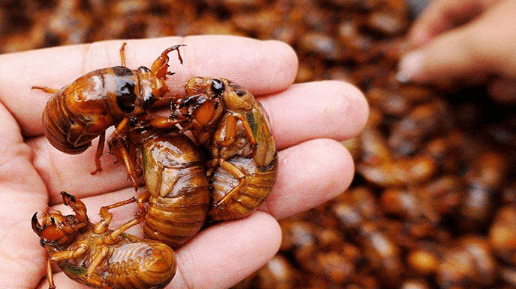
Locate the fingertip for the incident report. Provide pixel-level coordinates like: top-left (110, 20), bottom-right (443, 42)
top-left (339, 81), bottom-right (370, 139)
top-left (179, 36), bottom-right (298, 95)
top-left (235, 39), bottom-right (298, 95)
top-left (262, 40), bottom-right (299, 92)
top-left (396, 50), bottom-right (425, 83)
top-left (265, 138), bottom-right (355, 219)
top-left (399, 23), bottom-right (493, 87)
top-left (264, 80), bottom-right (369, 149)
top-left (324, 138), bottom-right (355, 193)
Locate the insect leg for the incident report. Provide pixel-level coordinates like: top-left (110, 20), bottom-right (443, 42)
top-left (233, 112), bottom-right (257, 145)
top-left (104, 212), bottom-right (145, 244)
top-left (119, 42), bottom-right (127, 66)
top-left (151, 44), bottom-right (186, 79)
top-left (61, 192), bottom-right (88, 224)
top-left (90, 131), bottom-right (105, 175)
top-left (206, 158), bottom-right (218, 176)
top-left (108, 130), bottom-right (140, 189)
top-left (94, 196), bottom-right (137, 234)
top-left (136, 191), bottom-right (150, 212)
top-left (217, 158), bottom-right (247, 202)
top-left (214, 114), bottom-right (237, 147)
top-left (49, 242), bottom-right (89, 261)
top-left (46, 258), bottom-right (56, 289)
top-left (32, 86), bottom-right (58, 94)
top-left (86, 246), bottom-right (109, 277)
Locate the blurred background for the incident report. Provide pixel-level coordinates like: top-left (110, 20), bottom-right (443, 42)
top-left (1, 0), bottom-right (516, 288)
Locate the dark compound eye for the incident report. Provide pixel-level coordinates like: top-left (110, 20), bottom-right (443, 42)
top-left (117, 81), bottom-right (136, 113)
top-left (142, 92), bottom-right (156, 110)
top-left (211, 79), bottom-right (225, 94)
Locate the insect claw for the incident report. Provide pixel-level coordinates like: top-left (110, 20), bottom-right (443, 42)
top-left (31, 212), bottom-right (44, 234)
top-left (161, 44), bottom-right (186, 65)
top-left (179, 94), bottom-right (201, 108)
top-left (61, 191), bottom-right (76, 205)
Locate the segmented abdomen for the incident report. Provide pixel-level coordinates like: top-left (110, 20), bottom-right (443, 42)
top-left (142, 133), bottom-right (210, 248)
top-left (42, 89), bottom-right (92, 154)
top-left (106, 240), bottom-right (176, 289)
top-left (42, 69), bottom-right (120, 154)
top-left (210, 155), bottom-right (278, 222)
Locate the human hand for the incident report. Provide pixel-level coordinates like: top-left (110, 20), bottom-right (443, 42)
top-left (397, 0), bottom-right (516, 103)
top-left (0, 35), bottom-right (368, 288)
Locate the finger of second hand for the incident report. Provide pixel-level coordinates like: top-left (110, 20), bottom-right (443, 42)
top-left (30, 80), bottom-right (366, 204)
top-left (38, 212), bottom-right (281, 289)
top-left (408, 0), bottom-right (494, 46)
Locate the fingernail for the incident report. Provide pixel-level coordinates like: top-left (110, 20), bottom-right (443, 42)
top-left (396, 51), bottom-right (424, 83)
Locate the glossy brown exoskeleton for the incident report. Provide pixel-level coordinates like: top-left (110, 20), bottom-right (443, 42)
top-left (122, 126), bottom-right (211, 248)
top-left (32, 192), bottom-right (176, 289)
top-left (34, 43), bottom-right (184, 177)
top-left (164, 77), bottom-right (278, 221)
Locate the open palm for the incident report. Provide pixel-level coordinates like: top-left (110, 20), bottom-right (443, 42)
top-left (0, 35), bottom-right (368, 289)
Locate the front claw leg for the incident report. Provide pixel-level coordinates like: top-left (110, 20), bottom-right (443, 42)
top-left (151, 44), bottom-right (186, 79)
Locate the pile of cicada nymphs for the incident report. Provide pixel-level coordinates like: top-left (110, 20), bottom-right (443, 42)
top-left (33, 43), bottom-right (277, 289)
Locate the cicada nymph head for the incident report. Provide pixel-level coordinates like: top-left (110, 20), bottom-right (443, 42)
top-left (32, 192), bottom-right (89, 247)
top-left (183, 77), bottom-right (254, 109)
top-left (173, 77), bottom-right (256, 134)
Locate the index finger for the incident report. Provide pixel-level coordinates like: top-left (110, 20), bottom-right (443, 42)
top-left (0, 35), bottom-right (298, 137)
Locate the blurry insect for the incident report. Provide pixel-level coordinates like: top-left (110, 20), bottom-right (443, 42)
top-left (34, 43), bottom-right (184, 180)
top-left (161, 77), bottom-right (278, 221)
top-left (119, 126), bottom-right (211, 248)
top-left (32, 192), bottom-right (176, 289)
top-left (437, 237), bottom-right (497, 289)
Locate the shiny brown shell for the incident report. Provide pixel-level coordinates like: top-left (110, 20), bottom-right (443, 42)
top-left (142, 131), bottom-right (210, 248)
top-left (42, 67), bottom-right (128, 153)
top-left (40, 44), bottom-right (182, 157)
top-left (175, 77), bottom-right (278, 222)
top-left (32, 192), bottom-right (177, 289)
top-left (210, 155), bottom-right (278, 221)
top-left (59, 230), bottom-right (176, 289)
